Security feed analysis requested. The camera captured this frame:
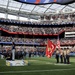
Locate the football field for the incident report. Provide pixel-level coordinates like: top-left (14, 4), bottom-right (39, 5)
top-left (0, 57), bottom-right (75, 75)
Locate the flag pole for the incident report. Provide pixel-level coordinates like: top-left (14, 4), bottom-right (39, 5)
top-left (57, 35), bottom-right (61, 50)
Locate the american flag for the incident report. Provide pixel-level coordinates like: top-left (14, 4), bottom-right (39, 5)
top-left (57, 36), bottom-right (60, 49)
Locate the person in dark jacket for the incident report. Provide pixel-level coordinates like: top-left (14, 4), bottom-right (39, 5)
top-left (55, 49), bottom-right (59, 63)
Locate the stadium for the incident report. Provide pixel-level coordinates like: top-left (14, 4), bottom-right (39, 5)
top-left (0, 0), bottom-right (75, 75)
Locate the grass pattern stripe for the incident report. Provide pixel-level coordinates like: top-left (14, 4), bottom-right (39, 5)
top-left (0, 68), bottom-right (75, 74)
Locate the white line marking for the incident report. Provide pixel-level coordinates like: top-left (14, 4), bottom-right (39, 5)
top-left (0, 68), bottom-right (75, 74)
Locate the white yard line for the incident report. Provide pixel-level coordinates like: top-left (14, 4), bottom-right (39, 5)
top-left (0, 68), bottom-right (75, 74)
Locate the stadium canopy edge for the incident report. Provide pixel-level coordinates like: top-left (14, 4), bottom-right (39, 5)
top-left (14, 0), bottom-right (75, 5)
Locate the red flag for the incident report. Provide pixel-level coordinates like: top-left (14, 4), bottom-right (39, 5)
top-left (46, 39), bottom-right (56, 58)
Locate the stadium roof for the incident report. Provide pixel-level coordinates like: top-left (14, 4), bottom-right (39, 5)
top-left (0, 0), bottom-right (75, 19)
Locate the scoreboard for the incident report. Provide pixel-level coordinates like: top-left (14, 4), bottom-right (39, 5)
top-left (65, 32), bottom-right (75, 37)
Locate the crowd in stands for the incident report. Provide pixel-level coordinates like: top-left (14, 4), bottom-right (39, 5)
top-left (0, 24), bottom-right (75, 35)
top-left (0, 13), bottom-right (75, 59)
top-left (0, 13), bottom-right (75, 25)
top-left (0, 36), bottom-right (45, 44)
top-left (0, 36), bottom-right (75, 46)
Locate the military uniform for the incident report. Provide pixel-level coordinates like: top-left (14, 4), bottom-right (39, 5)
top-left (63, 50), bottom-right (66, 64)
top-left (60, 50), bottom-right (64, 63)
top-left (55, 50), bottom-right (59, 63)
top-left (66, 49), bottom-right (70, 64)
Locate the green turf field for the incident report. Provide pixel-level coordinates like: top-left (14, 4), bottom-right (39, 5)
top-left (0, 57), bottom-right (75, 75)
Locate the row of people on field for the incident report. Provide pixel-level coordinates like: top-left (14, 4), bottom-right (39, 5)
top-left (1, 49), bottom-right (46, 59)
top-left (55, 49), bottom-right (70, 64)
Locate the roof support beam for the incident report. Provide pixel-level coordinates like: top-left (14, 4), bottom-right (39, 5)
top-left (18, 3), bottom-right (23, 14)
top-left (44, 4), bottom-right (53, 13)
top-left (6, 0), bottom-right (10, 18)
top-left (68, 5), bottom-right (75, 9)
top-left (59, 5), bottom-right (67, 13)
top-left (31, 5), bottom-right (36, 13)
